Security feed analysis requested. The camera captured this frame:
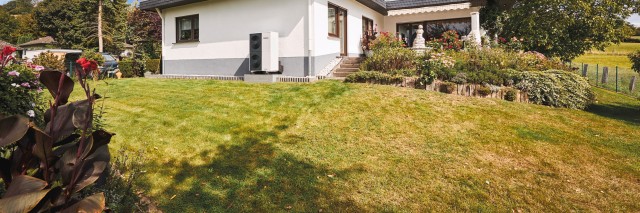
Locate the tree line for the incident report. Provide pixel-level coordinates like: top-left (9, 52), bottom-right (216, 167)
top-left (0, 0), bottom-right (160, 58)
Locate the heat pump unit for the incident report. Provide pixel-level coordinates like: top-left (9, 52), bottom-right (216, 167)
top-left (249, 32), bottom-right (280, 73)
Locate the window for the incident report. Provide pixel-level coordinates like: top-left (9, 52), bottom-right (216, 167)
top-left (328, 3), bottom-right (346, 37)
top-left (362, 16), bottom-right (374, 37)
top-left (176, 15), bottom-right (199, 42)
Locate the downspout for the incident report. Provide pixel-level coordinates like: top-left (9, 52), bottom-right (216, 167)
top-left (307, 0), bottom-right (315, 76)
top-left (156, 8), bottom-right (164, 75)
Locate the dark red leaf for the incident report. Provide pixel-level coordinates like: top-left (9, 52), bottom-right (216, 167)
top-left (0, 190), bottom-right (50, 212)
top-left (72, 145), bottom-right (110, 193)
top-left (39, 71), bottom-right (74, 105)
top-left (0, 115), bottom-right (30, 147)
top-left (45, 100), bottom-right (91, 140)
top-left (3, 175), bottom-right (48, 198)
top-left (32, 127), bottom-right (54, 163)
top-left (61, 192), bottom-right (105, 213)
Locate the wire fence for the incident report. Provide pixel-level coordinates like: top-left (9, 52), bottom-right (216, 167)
top-left (567, 62), bottom-right (640, 98)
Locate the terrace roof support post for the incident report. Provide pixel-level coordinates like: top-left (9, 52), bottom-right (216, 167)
top-left (470, 12), bottom-right (481, 45)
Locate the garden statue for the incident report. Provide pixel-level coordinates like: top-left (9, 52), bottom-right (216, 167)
top-left (412, 25), bottom-right (427, 54)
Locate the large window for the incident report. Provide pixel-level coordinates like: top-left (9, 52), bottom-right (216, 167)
top-left (328, 3), bottom-right (346, 37)
top-left (176, 15), bottom-right (199, 42)
top-left (397, 18), bottom-right (471, 47)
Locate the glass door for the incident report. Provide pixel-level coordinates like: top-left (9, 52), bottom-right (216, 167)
top-left (339, 10), bottom-right (347, 56)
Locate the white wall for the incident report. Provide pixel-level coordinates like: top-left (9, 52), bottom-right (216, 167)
top-left (311, 0), bottom-right (385, 57)
top-left (383, 7), bottom-right (480, 35)
top-left (161, 0), bottom-right (308, 61)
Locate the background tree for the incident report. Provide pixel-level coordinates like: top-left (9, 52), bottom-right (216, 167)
top-left (33, 0), bottom-right (128, 53)
top-left (126, 7), bottom-right (161, 59)
top-left (0, 7), bottom-right (18, 44)
top-left (481, 0), bottom-right (638, 61)
top-left (11, 13), bottom-right (45, 44)
top-left (2, 0), bottom-right (34, 15)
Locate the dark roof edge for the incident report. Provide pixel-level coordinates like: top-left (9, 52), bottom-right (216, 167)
top-left (141, 0), bottom-right (389, 14)
top-left (140, 0), bottom-right (483, 14)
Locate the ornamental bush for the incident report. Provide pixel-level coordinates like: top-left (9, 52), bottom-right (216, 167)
top-left (360, 47), bottom-right (418, 73)
top-left (476, 85), bottom-right (492, 97)
top-left (0, 64), bottom-right (44, 123)
top-left (345, 71), bottom-right (405, 85)
top-left (515, 70), bottom-right (595, 109)
top-left (33, 51), bottom-right (65, 71)
top-left (504, 88), bottom-right (518, 102)
top-left (439, 82), bottom-right (457, 94)
top-left (145, 59), bottom-right (161, 74)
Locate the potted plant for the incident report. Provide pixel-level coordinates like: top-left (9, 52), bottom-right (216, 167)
top-left (362, 30), bottom-right (377, 57)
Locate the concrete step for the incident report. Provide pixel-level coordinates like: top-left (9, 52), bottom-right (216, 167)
top-left (335, 68), bottom-right (359, 73)
top-left (340, 64), bottom-right (360, 68)
top-left (343, 59), bottom-right (363, 64)
top-left (333, 72), bottom-right (358, 78)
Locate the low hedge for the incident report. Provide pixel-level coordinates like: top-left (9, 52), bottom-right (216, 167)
top-left (515, 70), bottom-right (594, 109)
top-left (145, 59), bottom-right (161, 74)
top-left (118, 61), bottom-right (136, 78)
top-left (345, 71), bottom-right (405, 85)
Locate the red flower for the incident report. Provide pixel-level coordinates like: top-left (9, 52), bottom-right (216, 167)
top-left (76, 57), bottom-right (98, 75)
top-left (1, 46), bottom-right (16, 59)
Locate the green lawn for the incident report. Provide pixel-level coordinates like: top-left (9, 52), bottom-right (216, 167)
top-left (83, 79), bottom-right (640, 212)
top-left (572, 42), bottom-right (640, 97)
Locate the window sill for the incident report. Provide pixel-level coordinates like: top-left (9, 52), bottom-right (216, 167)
top-left (173, 40), bottom-right (200, 44)
top-left (327, 36), bottom-right (340, 40)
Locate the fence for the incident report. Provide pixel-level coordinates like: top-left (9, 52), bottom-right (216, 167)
top-left (568, 62), bottom-right (639, 98)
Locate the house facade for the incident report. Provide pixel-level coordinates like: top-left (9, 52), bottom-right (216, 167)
top-left (140, 0), bottom-right (486, 77)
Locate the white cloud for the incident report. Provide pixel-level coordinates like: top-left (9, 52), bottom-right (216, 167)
top-left (628, 14), bottom-right (640, 27)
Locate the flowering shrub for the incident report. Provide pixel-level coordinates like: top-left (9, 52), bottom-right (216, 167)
top-left (368, 32), bottom-right (405, 50)
top-left (0, 46), bottom-right (44, 123)
top-left (360, 46), bottom-right (417, 73)
top-left (345, 71), bottom-right (405, 85)
top-left (440, 30), bottom-right (463, 51)
top-left (498, 36), bottom-right (524, 52)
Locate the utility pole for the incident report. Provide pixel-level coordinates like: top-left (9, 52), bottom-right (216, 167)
top-left (98, 0), bottom-right (103, 53)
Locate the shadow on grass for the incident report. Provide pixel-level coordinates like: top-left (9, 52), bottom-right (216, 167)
top-left (137, 127), bottom-right (366, 212)
top-left (588, 101), bottom-right (640, 125)
top-left (133, 82), bottom-right (366, 212)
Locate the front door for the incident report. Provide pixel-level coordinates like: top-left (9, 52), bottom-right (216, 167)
top-left (329, 3), bottom-right (348, 56)
top-left (339, 9), bottom-right (347, 56)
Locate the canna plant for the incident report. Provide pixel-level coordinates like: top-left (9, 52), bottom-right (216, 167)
top-left (0, 46), bottom-right (112, 212)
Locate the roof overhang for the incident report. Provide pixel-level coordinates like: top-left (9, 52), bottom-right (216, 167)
top-left (140, 0), bottom-right (206, 10)
top-left (388, 2), bottom-right (471, 16)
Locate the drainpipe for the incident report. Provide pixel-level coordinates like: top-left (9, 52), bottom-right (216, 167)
top-left (156, 8), bottom-right (164, 74)
top-left (307, 0), bottom-right (315, 76)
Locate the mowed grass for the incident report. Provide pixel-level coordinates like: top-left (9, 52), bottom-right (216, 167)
top-left (79, 79), bottom-right (640, 212)
top-left (573, 42), bottom-right (640, 69)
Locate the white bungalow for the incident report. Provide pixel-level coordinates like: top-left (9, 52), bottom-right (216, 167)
top-left (140, 0), bottom-right (486, 77)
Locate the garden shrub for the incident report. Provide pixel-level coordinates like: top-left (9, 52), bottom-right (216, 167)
top-left (476, 85), bottom-right (492, 97)
top-left (439, 82), bottom-right (457, 94)
top-left (33, 51), bottom-right (65, 71)
top-left (440, 30), bottom-right (463, 51)
top-left (0, 64), bottom-right (44, 123)
top-left (345, 71), bottom-right (405, 85)
top-left (118, 59), bottom-right (136, 78)
top-left (515, 70), bottom-right (595, 109)
top-left (145, 59), bottom-right (161, 74)
top-left (360, 47), bottom-right (417, 73)
top-left (81, 49), bottom-right (105, 66)
top-left (368, 32), bottom-right (405, 50)
top-left (504, 88), bottom-right (518, 102)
